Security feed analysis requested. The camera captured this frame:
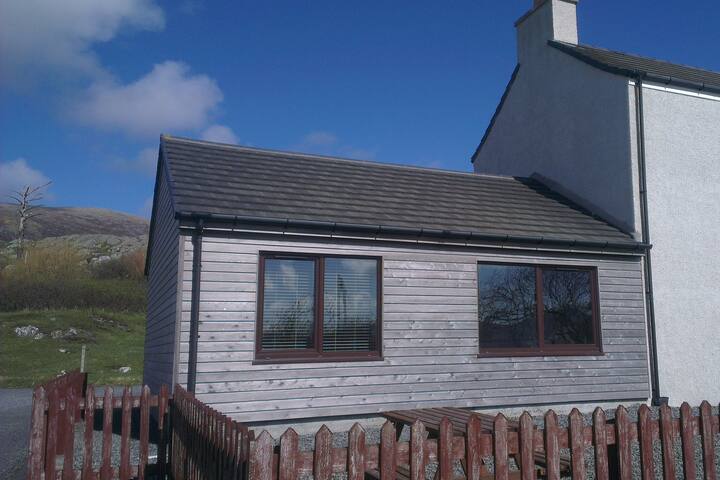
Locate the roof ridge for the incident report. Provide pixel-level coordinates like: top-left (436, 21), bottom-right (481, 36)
top-left (161, 134), bottom-right (525, 182)
top-left (552, 40), bottom-right (720, 80)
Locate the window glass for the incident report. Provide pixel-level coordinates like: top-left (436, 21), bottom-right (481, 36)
top-left (261, 258), bottom-right (315, 350)
top-left (323, 258), bottom-right (378, 352)
top-left (478, 264), bottom-right (538, 349)
top-left (542, 269), bottom-right (594, 345)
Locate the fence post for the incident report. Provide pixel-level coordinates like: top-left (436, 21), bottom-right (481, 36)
top-left (544, 410), bottom-right (560, 480)
top-left (314, 425), bottom-right (333, 480)
top-left (27, 387), bottom-right (47, 480)
top-left (250, 431), bottom-right (274, 480)
top-left (282, 428), bottom-right (303, 480)
top-left (410, 420), bottom-right (426, 480)
top-left (61, 388), bottom-right (77, 480)
top-left (680, 402), bottom-right (697, 480)
top-left (699, 401), bottom-right (716, 480)
top-left (100, 386), bottom-right (113, 480)
top-left (518, 412), bottom-right (534, 480)
top-left (438, 417), bottom-right (454, 480)
top-left (380, 421), bottom-right (396, 480)
top-left (83, 386), bottom-right (95, 478)
top-left (569, 408), bottom-right (585, 480)
top-left (466, 414), bottom-right (483, 480)
top-left (658, 403), bottom-right (676, 480)
top-left (348, 423), bottom-right (366, 480)
top-left (615, 405), bottom-right (632, 480)
top-left (494, 414), bottom-right (509, 480)
top-left (638, 404), bottom-right (655, 480)
top-left (159, 384), bottom-right (170, 479)
top-left (138, 386), bottom-right (150, 480)
top-left (592, 407), bottom-right (609, 480)
top-left (119, 387), bottom-right (132, 480)
top-left (45, 387), bottom-right (59, 480)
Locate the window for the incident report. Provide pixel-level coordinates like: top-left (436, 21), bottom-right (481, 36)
top-left (478, 263), bottom-right (600, 356)
top-left (257, 253), bottom-right (381, 362)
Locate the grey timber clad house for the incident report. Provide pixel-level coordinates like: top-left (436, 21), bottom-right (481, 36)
top-left (144, 135), bottom-right (651, 422)
top-left (473, 0), bottom-right (720, 405)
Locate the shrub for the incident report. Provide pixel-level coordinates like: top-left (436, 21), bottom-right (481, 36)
top-left (0, 277), bottom-right (146, 312)
top-left (90, 249), bottom-right (146, 281)
top-left (0, 246), bottom-right (146, 312)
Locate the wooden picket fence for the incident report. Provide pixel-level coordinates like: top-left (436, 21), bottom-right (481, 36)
top-left (27, 382), bottom-right (171, 480)
top-left (249, 402), bottom-right (720, 480)
top-left (27, 371), bottom-right (719, 479)
top-left (38, 370), bottom-right (88, 449)
top-left (169, 384), bottom-right (251, 480)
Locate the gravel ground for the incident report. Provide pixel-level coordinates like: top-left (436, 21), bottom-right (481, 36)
top-left (0, 389), bottom-right (33, 480)
top-left (70, 423), bottom-right (158, 471)
top-left (286, 404), bottom-right (720, 480)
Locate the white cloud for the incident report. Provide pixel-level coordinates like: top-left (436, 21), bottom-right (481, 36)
top-left (201, 125), bottom-right (238, 144)
top-left (72, 61), bottom-right (223, 137)
top-left (0, 0), bottom-right (164, 86)
top-left (112, 147), bottom-right (158, 176)
top-left (0, 159), bottom-right (52, 199)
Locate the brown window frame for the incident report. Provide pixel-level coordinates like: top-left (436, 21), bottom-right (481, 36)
top-left (477, 262), bottom-right (603, 357)
top-left (255, 251), bottom-right (383, 364)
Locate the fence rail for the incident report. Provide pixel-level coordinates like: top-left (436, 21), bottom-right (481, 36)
top-left (249, 403), bottom-right (720, 480)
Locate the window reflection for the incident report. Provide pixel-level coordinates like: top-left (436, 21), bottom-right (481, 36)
top-left (478, 264), bottom-right (538, 348)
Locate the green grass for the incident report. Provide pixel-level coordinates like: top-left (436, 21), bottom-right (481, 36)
top-left (0, 309), bottom-right (144, 388)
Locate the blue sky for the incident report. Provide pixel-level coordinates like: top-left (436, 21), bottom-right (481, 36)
top-left (1, 0), bottom-right (719, 217)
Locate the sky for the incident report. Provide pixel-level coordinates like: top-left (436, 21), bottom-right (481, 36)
top-left (1, 0), bottom-right (719, 218)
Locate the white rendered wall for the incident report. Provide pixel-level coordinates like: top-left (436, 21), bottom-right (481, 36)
top-left (474, 43), bottom-right (639, 236)
top-left (640, 85), bottom-right (720, 405)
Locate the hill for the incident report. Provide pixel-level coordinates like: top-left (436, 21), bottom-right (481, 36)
top-left (0, 204), bottom-right (149, 241)
top-left (0, 205), bottom-right (149, 262)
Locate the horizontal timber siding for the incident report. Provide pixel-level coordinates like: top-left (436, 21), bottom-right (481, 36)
top-left (178, 235), bottom-right (650, 422)
top-left (143, 167), bottom-right (180, 393)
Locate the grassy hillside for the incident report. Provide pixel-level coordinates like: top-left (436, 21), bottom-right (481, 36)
top-left (0, 309), bottom-right (144, 387)
top-left (0, 204), bottom-right (149, 241)
top-left (0, 205), bottom-right (149, 387)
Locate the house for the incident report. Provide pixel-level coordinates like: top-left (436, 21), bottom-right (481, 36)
top-left (472, 0), bottom-right (720, 405)
top-left (144, 135), bottom-right (650, 422)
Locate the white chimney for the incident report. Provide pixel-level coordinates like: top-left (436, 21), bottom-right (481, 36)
top-left (516, 0), bottom-right (578, 64)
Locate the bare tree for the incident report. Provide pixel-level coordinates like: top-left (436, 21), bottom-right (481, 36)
top-left (8, 182), bottom-right (51, 260)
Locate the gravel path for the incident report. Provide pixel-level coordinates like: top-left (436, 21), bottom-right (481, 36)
top-left (290, 404), bottom-right (720, 480)
top-left (0, 389), bottom-right (33, 480)
top-left (71, 423), bottom-right (158, 470)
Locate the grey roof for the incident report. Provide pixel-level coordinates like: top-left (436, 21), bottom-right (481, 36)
top-left (160, 135), bottom-right (640, 249)
top-left (550, 41), bottom-right (720, 93)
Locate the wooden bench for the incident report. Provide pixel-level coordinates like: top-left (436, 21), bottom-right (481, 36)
top-left (376, 407), bottom-right (572, 478)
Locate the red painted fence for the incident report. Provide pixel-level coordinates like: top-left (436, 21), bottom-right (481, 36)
top-left (28, 372), bottom-right (719, 479)
top-left (27, 383), bottom-right (170, 480)
top-left (250, 403), bottom-right (720, 480)
top-left (27, 376), bottom-right (249, 480)
top-left (169, 384), bottom-right (251, 480)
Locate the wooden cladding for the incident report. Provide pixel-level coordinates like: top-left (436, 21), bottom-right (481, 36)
top-left (250, 403), bottom-right (720, 480)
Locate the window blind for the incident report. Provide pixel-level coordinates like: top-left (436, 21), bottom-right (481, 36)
top-left (322, 258), bottom-right (378, 352)
top-left (261, 258), bottom-right (315, 350)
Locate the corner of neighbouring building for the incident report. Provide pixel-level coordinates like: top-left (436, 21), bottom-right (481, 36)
top-left (472, 0), bottom-right (642, 239)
